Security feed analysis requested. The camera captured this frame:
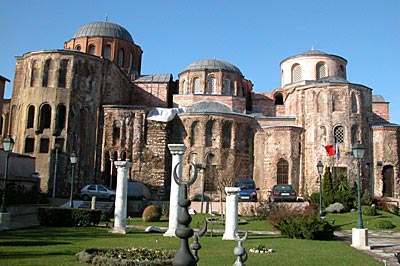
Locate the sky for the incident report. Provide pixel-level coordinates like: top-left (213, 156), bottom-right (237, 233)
top-left (1, 0), bottom-right (399, 124)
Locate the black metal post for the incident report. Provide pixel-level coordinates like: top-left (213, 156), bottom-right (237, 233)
top-left (356, 159), bottom-right (364, 229)
top-left (1, 151), bottom-right (11, 213)
top-left (319, 172), bottom-right (323, 217)
top-left (69, 162), bottom-right (75, 208)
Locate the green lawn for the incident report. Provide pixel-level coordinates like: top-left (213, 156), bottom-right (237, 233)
top-left (0, 226), bottom-right (382, 266)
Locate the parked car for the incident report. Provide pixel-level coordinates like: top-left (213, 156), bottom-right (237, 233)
top-left (268, 184), bottom-right (297, 202)
top-left (234, 179), bottom-right (259, 202)
top-left (80, 184), bottom-right (116, 201)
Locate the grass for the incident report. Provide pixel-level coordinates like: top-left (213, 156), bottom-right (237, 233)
top-left (0, 226), bottom-right (382, 266)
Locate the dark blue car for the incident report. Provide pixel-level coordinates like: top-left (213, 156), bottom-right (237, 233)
top-left (234, 179), bottom-right (259, 201)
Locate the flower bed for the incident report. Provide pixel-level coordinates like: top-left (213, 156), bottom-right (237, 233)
top-left (76, 247), bottom-right (176, 265)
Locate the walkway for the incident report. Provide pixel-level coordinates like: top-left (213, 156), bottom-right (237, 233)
top-left (335, 230), bottom-right (400, 266)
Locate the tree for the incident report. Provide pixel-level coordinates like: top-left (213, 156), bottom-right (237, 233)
top-left (322, 167), bottom-right (335, 208)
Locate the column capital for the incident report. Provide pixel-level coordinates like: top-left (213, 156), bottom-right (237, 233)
top-left (168, 144), bottom-right (186, 155)
top-left (114, 160), bottom-right (133, 168)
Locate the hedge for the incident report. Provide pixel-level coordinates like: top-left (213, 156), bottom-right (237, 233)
top-left (38, 207), bottom-right (101, 227)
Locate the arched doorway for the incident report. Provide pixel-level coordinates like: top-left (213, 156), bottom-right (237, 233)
top-left (382, 165), bottom-right (394, 197)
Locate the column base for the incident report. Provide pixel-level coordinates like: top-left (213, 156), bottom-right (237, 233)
top-left (351, 228), bottom-right (370, 250)
top-left (163, 229), bottom-right (177, 237)
top-left (109, 227), bottom-right (129, 234)
top-left (0, 213), bottom-right (11, 231)
top-left (222, 232), bottom-right (236, 240)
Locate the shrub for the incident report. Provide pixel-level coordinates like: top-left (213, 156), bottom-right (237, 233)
top-left (38, 207), bottom-right (101, 227)
top-left (325, 202), bottom-right (345, 213)
top-left (362, 206), bottom-right (377, 216)
top-left (142, 205), bottom-right (162, 222)
top-left (375, 220), bottom-right (395, 229)
top-left (361, 189), bottom-right (372, 206)
top-left (309, 192), bottom-right (320, 205)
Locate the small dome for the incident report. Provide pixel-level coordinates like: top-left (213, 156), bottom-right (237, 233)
top-left (372, 95), bottom-right (386, 103)
top-left (73, 22), bottom-right (134, 43)
top-left (184, 59), bottom-right (242, 75)
top-left (300, 49), bottom-right (327, 55)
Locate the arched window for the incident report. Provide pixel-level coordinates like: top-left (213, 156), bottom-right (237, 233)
top-left (277, 158), bottom-right (289, 184)
top-left (182, 79), bottom-right (187, 94)
top-left (222, 121), bottom-right (232, 148)
top-left (129, 52), bottom-right (133, 69)
top-left (56, 104), bottom-right (66, 134)
top-left (205, 120), bottom-right (214, 147)
top-left (334, 125), bottom-right (344, 143)
top-left (118, 48), bottom-right (124, 67)
top-left (39, 104), bottom-right (51, 130)
top-left (190, 121), bottom-right (200, 147)
top-left (30, 60), bottom-right (40, 87)
top-left (339, 65), bottom-right (346, 78)
top-left (103, 45), bottom-right (111, 59)
top-left (88, 45), bottom-right (96, 55)
top-left (274, 92), bottom-right (284, 105)
top-left (75, 45), bottom-right (81, 51)
top-left (291, 64), bottom-right (302, 83)
top-left (316, 62), bottom-right (327, 79)
top-left (382, 165), bottom-right (394, 197)
top-left (223, 79), bottom-right (231, 95)
top-left (39, 136), bottom-right (49, 153)
top-left (113, 120), bottom-right (121, 144)
top-left (24, 136), bottom-right (35, 153)
top-left (58, 59), bottom-right (68, 88)
top-left (27, 105), bottom-right (35, 129)
top-left (193, 78), bottom-right (200, 94)
top-left (332, 91), bottom-right (344, 111)
top-left (207, 77), bottom-right (216, 94)
top-left (351, 93), bottom-right (358, 113)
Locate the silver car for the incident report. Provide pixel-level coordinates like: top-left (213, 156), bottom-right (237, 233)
top-left (80, 184), bottom-right (116, 201)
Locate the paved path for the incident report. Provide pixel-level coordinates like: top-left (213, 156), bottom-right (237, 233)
top-left (335, 230), bottom-right (400, 266)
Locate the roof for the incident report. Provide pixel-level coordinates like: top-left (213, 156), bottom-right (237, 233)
top-left (73, 22), bottom-right (134, 43)
top-left (372, 95), bottom-right (386, 103)
top-left (186, 101), bottom-right (233, 113)
top-left (0, 75), bottom-right (10, 82)
top-left (133, 74), bottom-right (172, 83)
top-left (183, 59), bottom-right (242, 75)
top-left (280, 49), bottom-right (347, 64)
top-left (316, 76), bottom-right (349, 84)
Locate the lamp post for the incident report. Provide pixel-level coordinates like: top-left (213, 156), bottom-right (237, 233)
top-left (69, 151), bottom-right (78, 208)
top-left (52, 143), bottom-right (61, 198)
top-left (352, 142), bottom-right (365, 229)
top-left (1, 136), bottom-right (14, 213)
top-left (317, 161), bottom-right (324, 217)
top-left (109, 156), bottom-right (114, 188)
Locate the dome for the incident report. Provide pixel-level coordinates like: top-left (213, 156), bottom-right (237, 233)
top-left (281, 48), bottom-right (347, 64)
top-left (73, 22), bottom-right (134, 43)
top-left (300, 49), bottom-right (327, 55)
top-left (184, 59), bottom-right (242, 75)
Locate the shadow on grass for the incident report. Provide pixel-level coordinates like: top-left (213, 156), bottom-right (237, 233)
top-left (0, 240), bottom-right (70, 246)
top-left (0, 251), bottom-right (74, 258)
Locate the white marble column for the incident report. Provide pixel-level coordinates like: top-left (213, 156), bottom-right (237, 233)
top-left (164, 144), bottom-right (186, 237)
top-left (222, 187), bottom-right (241, 240)
top-left (109, 160), bottom-right (132, 234)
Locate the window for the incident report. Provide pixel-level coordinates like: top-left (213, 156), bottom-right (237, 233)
top-left (75, 45), bottom-right (81, 51)
top-left (291, 64), bottom-right (302, 83)
top-left (88, 45), bottom-right (96, 55)
top-left (103, 45), bottom-right (111, 59)
top-left (351, 93), bottom-right (358, 113)
top-left (118, 48), bottom-right (124, 67)
top-left (334, 126), bottom-right (344, 143)
top-left (222, 121), bottom-right (232, 148)
top-left (24, 137), bottom-right (35, 153)
top-left (332, 91), bottom-right (344, 111)
top-left (274, 92), bottom-right (284, 105)
top-left (129, 52), bottom-right (133, 69)
top-left (193, 78), bottom-right (200, 94)
top-left (316, 62), bottom-right (327, 79)
top-left (27, 105), bottom-right (35, 129)
top-left (0, 116), bottom-right (3, 135)
top-left (339, 65), bottom-right (346, 78)
top-left (39, 104), bottom-right (51, 130)
top-left (56, 104), bottom-right (66, 134)
top-left (39, 137), bottom-right (49, 153)
top-left (30, 60), bottom-right (40, 87)
top-left (113, 120), bottom-right (121, 144)
top-left (351, 124), bottom-right (359, 144)
top-left (182, 79), bottom-right (187, 94)
top-left (42, 59), bottom-right (50, 87)
top-left (223, 79), bottom-right (231, 95)
top-left (277, 158), bottom-right (289, 184)
top-left (190, 121), bottom-right (200, 147)
top-left (205, 120), bottom-right (214, 147)
top-left (207, 77), bottom-right (216, 94)
top-left (58, 59), bottom-right (68, 88)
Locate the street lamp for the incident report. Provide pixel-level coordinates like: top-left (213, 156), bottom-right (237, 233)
top-left (69, 151), bottom-right (78, 208)
top-left (352, 142), bottom-right (365, 229)
top-left (317, 161), bottom-right (324, 217)
top-left (52, 143), bottom-right (61, 198)
top-left (1, 136), bottom-right (15, 213)
top-left (109, 155), bottom-right (114, 188)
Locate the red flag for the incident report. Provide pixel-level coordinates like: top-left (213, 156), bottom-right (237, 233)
top-left (324, 144), bottom-right (336, 156)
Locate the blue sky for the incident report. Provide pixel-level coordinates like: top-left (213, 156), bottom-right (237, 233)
top-left (1, 0), bottom-right (399, 124)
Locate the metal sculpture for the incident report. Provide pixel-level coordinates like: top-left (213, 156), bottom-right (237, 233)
top-left (233, 230), bottom-right (248, 266)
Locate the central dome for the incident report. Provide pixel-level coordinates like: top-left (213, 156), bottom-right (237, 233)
top-left (73, 22), bottom-right (134, 43)
top-left (184, 59), bottom-right (242, 75)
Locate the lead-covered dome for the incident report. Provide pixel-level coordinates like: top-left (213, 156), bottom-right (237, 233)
top-left (184, 59), bottom-right (242, 75)
top-left (73, 22), bottom-right (134, 43)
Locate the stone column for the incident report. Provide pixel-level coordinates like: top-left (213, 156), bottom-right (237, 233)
top-left (109, 160), bottom-right (132, 234)
top-left (223, 187), bottom-right (241, 240)
top-left (164, 144), bottom-right (186, 237)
